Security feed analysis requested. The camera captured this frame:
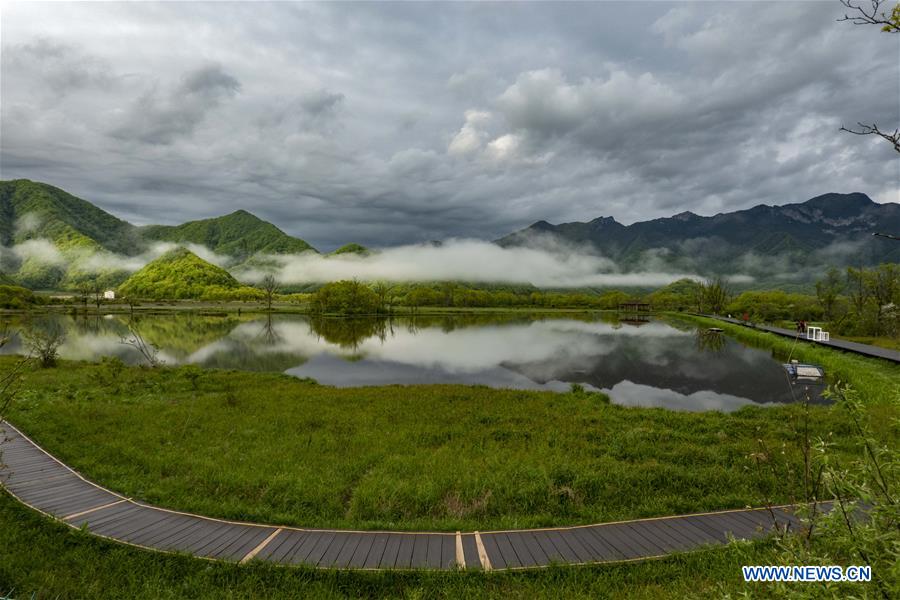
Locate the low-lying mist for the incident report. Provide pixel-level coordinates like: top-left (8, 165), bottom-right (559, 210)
top-left (3, 235), bottom-right (734, 289)
top-left (243, 239), bottom-right (700, 287)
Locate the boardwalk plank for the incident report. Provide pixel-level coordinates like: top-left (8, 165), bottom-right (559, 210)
top-left (333, 532), bottom-right (363, 568)
top-left (169, 521), bottom-right (234, 554)
top-left (655, 518), bottom-right (720, 547)
top-left (202, 525), bottom-right (263, 560)
top-left (531, 530), bottom-right (567, 563)
top-left (321, 532), bottom-right (354, 567)
top-left (625, 522), bottom-right (679, 554)
top-left (290, 531), bottom-right (331, 565)
top-left (553, 529), bottom-right (594, 563)
top-left (38, 490), bottom-right (120, 516)
top-left (479, 533), bottom-right (505, 569)
top-left (571, 526), bottom-right (623, 561)
top-left (543, 530), bottom-right (581, 563)
top-left (492, 533), bottom-right (523, 568)
top-left (394, 535), bottom-right (415, 569)
top-left (302, 532), bottom-right (336, 567)
top-left (410, 534), bottom-right (428, 568)
top-left (263, 529), bottom-right (308, 563)
top-left (17, 480), bottom-right (97, 503)
top-left (150, 519), bottom-right (212, 550)
top-left (461, 534), bottom-right (481, 570)
top-left (140, 514), bottom-right (205, 547)
top-left (349, 533), bottom-right (376, 569)
top-left (127, 513), bottom-right (205, 547)
top-left (101, 509), bottom-right (175, 542)
top-left (362, 533), bottom-right (390, 569)
top-left (215, 527), bottom-right (276, 562)
top-left (425, 535), bottom-right (444, 569)
top-left (441, 535), bottom-right (456, 569)
top-left (68, 502), bottom-right (139, 530)
top-left (589, 525), bottom-right (646, 559)
top-left (379, 534), bottom-right (403, 569)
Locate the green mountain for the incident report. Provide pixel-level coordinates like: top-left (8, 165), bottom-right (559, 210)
top-left (142, 210), bottom-right (316, 258)
top-left (0, 179), bottom-right (141, 288)
top-left (0, 180), bottom-right (319, 290)
top-left (0, 179), bottom-right (138, 254)
top-left (117, 247), bottom-right (248, 300)
top-left (329, 243), bottom-right (369, 256)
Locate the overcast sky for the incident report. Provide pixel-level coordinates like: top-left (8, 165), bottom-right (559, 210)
top-left (2, 1), bottom-right (898, 250)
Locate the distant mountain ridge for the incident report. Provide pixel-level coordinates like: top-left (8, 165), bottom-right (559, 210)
top-left (497, 192), bottom-right (900, 282)
top-left (2, 179), bottom-right (898, 291)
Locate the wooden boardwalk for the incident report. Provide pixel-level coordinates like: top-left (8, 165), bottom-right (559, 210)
top-left (1, 421), bottom-right (815, 571)
top-left (705, 315), bottom-right (900, 364)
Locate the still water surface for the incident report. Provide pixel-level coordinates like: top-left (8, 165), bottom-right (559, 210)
top-left (2, 313), bottom-right (828, 411)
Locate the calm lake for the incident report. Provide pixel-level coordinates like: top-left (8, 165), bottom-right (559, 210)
top-left (2, 313), bottom-right (828, 411)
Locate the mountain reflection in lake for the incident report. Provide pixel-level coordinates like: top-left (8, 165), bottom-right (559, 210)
top-left (0, 313), bottom-right (828, 411)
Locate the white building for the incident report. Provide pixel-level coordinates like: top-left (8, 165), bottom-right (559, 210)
top-left (103, 290), bottom-right (116, 300)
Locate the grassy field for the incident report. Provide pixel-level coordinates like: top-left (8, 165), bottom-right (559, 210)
top-left (0, 492), bottom-right (801, 600)
top-left (1, 320), bottom-right (897, 598)
top-left (2, 356), bottom-right (876, 532)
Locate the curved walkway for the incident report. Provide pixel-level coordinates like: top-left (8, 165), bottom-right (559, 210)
top-left (703, 314), bottom-right (900, 363)
top-left (1, 421), bottom-right (816, 571)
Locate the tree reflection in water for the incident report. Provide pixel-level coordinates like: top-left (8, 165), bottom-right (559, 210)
top-left (696, 328), bottom-right (727, 353)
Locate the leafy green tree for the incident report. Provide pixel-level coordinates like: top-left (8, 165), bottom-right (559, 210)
top-left (816, 267), bottom-right (845, 321)
top-left (700, 276), bottom-right (731, 314)
top-left (313, 280), bottom-right (382, 315)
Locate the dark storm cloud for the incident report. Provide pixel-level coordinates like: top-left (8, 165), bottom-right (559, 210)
top-left (0, 1), bottom-right (897, 249)
top-left (110, 65), bottom-right (241, 145)
top-left (298, 89), bottom-right (344, 116)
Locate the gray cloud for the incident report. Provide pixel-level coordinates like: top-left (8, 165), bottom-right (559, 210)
top-left (1, 1), bottom-right (897, 249)
top-left (109, 64), bottom-right (240, 145)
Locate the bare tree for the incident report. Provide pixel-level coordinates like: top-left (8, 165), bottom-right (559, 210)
top-left (838, 1), bottom-right (900, 153)
top-left (840, 122), bottom-right (900, 153)
top-left (93, 284), bottom-right (105, 312)
top-left (260, 313), bottom-right (282, 346)
top-left (78, 283), bottom-right (91, 311)
top-left (121, 321), bottom-right (163, 367)
top-left (123, 295), bottom-right (138, 318)
top-left (260, 274), bottom-right (279, 312)
top-left (838, 0), bottom-right (900, 31)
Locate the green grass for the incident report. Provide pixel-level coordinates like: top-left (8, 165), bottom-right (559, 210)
top-left (0, 491), bottom-right (800, 599)
top-left (4, 357), bottom-right (875, 532)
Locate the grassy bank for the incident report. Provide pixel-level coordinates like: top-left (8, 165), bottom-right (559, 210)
top-left (4, 357), bottom-right (867, 532)
top-left (674, 315), bottom-right (900, 405)
top-left (0, 492), bottom-right (792, 600)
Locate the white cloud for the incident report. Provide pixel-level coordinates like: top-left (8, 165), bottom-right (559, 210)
top-left (447, 109), bottom-right (492, 156)
top-left (248, 238), bottom-right (696, 287)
